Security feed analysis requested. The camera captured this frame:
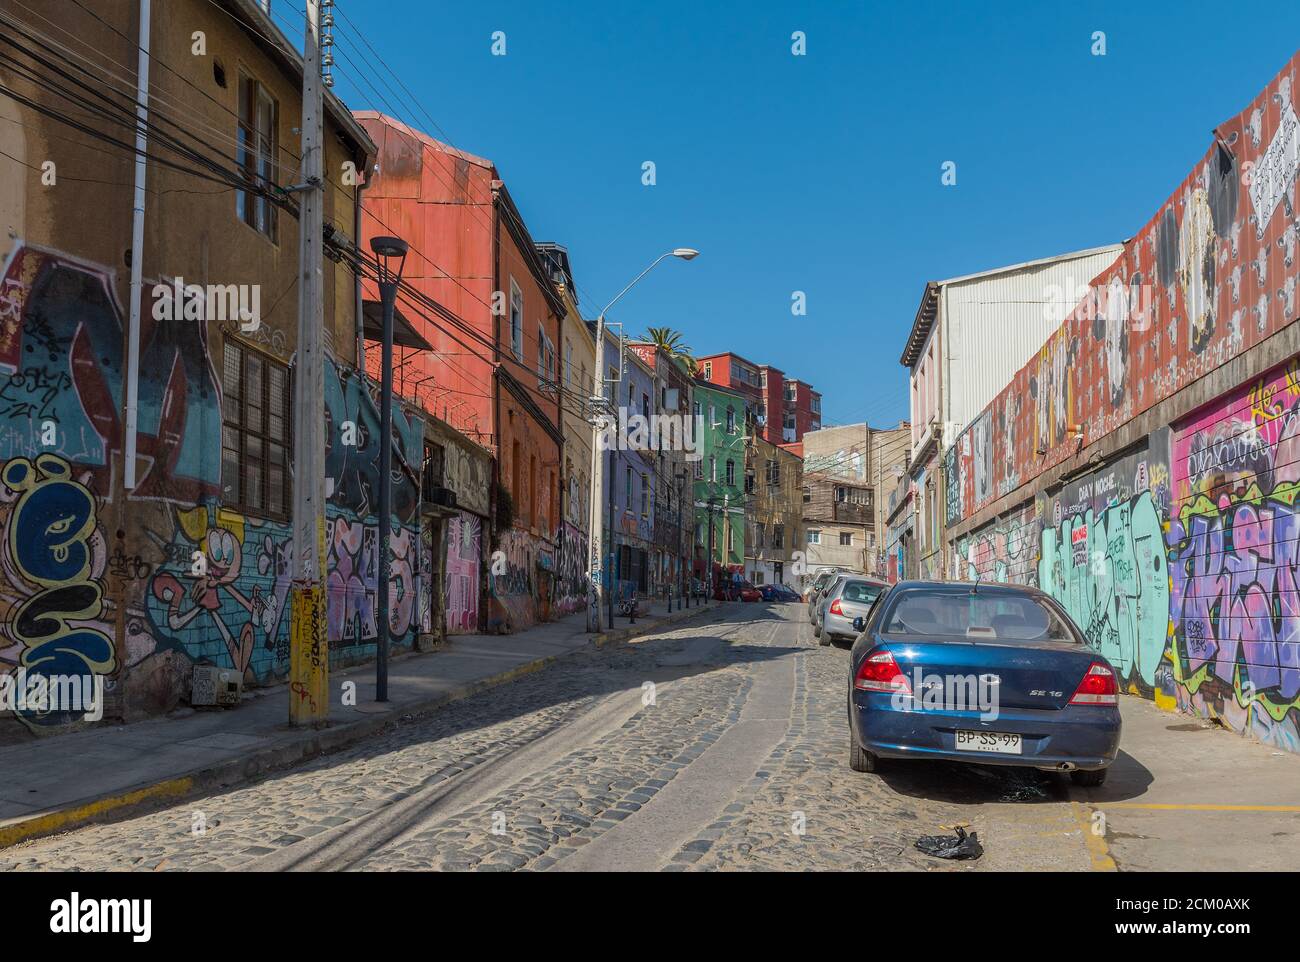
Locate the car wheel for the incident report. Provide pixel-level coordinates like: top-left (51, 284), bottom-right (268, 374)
top-left (813, 622), bottom-right (823, 638)
top-left (1070, 768), bottom-right (1107, 787)
top-left (849, 721), bottom-right (879, 773)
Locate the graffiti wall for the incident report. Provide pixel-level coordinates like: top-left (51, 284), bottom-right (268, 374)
top-left (554, 520), bottom-right (588, 616)
top-left (0, 241), bottom-right (433, 728)
top-left (445, 510), bottom-right (481, 634)
top-left (944, 54), bottom-right (1300, 529)
top-left (953, 501), bottom-right (1039, 588)
top-left (1167, 359), bottom-right (1300, 751)
top-left (487, 526), bottom-right (553, 632)
top-left (1039, 439), bottom-right (1174, 697)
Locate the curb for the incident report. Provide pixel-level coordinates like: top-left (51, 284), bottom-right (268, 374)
top-left (0, 602), bottom-right (720, 851)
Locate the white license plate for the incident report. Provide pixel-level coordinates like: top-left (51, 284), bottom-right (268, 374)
top-left (955, 730), bottom-right (1022, 754)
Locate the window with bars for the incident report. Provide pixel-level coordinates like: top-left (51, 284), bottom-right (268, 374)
top-left (222, 340), bottom-right (290, 518)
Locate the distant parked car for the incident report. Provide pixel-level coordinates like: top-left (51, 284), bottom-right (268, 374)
top-left (811, 573), bottom-right (855, 636)
top-left (846, 581), bottom-right (1121, 786)
top-left (805, 570), bottom-right (842, 621)
top-left (738, 581), bottom-right (762, 602)
top-left (816, 576), bottom-right (887, 646)
top-left (772, 583), bottom-right (801, 602)
top-left (759, 584), bottom-right (781, 602)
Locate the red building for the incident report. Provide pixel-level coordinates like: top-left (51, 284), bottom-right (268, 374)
top-left (355, 112), bottom-right (565, 634)
top-left (694, 352), bottom-right (822, 448)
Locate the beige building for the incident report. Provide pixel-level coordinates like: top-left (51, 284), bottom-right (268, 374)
top-left (869, 422), bottom-right (911, 577)
top-left (800, 424), bottom-right (876, 583)
top-left (743, 435), bottom-right (802, 587)
top-left (537, 244), bottom-right (594, 618)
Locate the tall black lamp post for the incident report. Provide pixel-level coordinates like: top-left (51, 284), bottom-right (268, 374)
top-left (370, 234), bottom-right (408, 702)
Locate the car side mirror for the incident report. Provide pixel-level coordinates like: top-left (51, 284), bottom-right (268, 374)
top-left (852, 617), bottom-right (865, 632)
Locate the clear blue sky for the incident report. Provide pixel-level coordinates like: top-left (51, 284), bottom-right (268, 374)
top-left (320, 0), bottom-right (1300, 428)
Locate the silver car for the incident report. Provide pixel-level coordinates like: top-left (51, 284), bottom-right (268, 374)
top-left (805, 570), bottom-right (841, 623)
top-left (811, 574), bottom-right (849, 634)
top-left (817, 577), bottom-right (888, 646)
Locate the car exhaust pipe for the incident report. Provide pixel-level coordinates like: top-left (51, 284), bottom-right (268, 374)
top-left (1056, 762), bottom-right (1077, 772)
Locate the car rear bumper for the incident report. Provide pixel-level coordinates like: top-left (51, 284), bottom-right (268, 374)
top-left (850, 691), bottom-right (1121, 770)
top-left (823, 611), bottom-right (862, 639)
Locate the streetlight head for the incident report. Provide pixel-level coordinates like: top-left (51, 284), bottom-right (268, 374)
top-left (370, 235), bottom-right (409, 259)
top-left (671, 248), bottom-right (700, 260)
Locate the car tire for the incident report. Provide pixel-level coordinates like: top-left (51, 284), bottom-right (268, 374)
top-left (1070, 768), bottom-right (1107, 787)
top-left (812, 622), bottom-right (822, 638)
top-left (849, 722), bottom-right (879, 773)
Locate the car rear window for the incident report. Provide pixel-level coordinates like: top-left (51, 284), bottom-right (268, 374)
top-left (841, 581), bottom-right (884, 605)
top-left (881, 591), bottom-right (1079, 643)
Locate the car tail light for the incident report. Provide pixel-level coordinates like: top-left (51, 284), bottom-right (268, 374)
top-left (854, 650), bottom-right (911, 694)
top-left (829, 599), bottom-right (843, 616)
top-left (1069, 662), bottom-right (1118, 705)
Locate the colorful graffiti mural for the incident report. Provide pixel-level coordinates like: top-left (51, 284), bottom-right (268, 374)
top-left (1038, 443), bottom-right (1173, 695)
top-left (1168, 360), bottom-right (1300, 751)
top-left (0, 454), bottom-right (115, 728)
top-left (445, 511), bottom-right (481, 634)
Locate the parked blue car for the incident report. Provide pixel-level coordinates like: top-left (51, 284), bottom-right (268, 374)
top-left (847, 581), bottom-right (1121, 786)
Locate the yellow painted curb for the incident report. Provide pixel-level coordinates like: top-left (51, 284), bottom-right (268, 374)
top-left (0, 775), bottom-right (194, 849)
top-left (1071, 801), bottom-right (1117, 872)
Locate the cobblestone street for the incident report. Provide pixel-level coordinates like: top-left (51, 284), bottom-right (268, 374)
top-left (3, 603), bottom-right (1136, 872)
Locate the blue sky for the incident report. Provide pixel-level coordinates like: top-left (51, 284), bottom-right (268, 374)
top-left (321, 0), bottom-right (1300, 428)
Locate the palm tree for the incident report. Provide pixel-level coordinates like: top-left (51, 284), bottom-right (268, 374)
top-left (645, 326), bottom-right (697, 374)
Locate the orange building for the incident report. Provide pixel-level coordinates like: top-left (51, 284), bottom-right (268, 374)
top-left (355, 112), bottom-right (565, 633)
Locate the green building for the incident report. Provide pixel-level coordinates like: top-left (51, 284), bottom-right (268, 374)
top-left (691, 380), bottom-right (748, 588)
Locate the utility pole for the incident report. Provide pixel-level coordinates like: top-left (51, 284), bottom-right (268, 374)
top-left (289, 0), bottom-right (328, 726)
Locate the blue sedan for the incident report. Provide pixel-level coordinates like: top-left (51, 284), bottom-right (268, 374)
top-left (846, 581), bottom-right (1121, 786)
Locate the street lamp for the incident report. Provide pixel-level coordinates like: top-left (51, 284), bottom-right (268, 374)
top-left (588, 247), bottom-right (698, 633)
top-left (370, 234), bottom-right (407, 702)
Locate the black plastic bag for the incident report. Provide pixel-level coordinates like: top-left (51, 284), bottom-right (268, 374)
top-left (914, 826), bottom-right (983, 860)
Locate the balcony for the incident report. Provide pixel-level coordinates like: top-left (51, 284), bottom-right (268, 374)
top-left (833, 501), bottom-right (872, 524)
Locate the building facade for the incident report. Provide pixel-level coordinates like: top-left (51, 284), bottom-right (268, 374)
top-left (744, 435), bottom-right (803, 586)
top-left (356, 113), bottom-right (566, 634)
top-left (937, 54), bottom-right (1300, 754)
top-left (800, 424), bottom-right (876, 581)
top-left (0, 0), bottom-right (450, 730)
top-left (695, 351), bottom-right (822, 448)
top-left (692, 380), bottom-right (747, 591)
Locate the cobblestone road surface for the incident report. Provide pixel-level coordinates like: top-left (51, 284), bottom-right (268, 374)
top-left (3, 604), bottom-right (1099, 872)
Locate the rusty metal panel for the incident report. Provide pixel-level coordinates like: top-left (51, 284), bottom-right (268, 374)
top-left (945, 52), bottom-right (1300, 528)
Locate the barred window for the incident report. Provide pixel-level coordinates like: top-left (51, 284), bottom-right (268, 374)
top-left (222, 340), bottom-right (290, 518)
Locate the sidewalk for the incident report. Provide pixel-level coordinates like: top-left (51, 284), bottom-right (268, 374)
top-left (0, 598), bottom-right (723, 849)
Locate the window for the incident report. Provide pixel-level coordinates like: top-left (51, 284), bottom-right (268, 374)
top-left (836, 486), bottom-right (871, 505)
top-left (703, 361), bottom-right (712, 379)
top-left (754, 523), bottom-right (765, 548)
top-left (784, 383), bottom-right (796, 401)
top-left (840, 532), bottom-right (853, 546)
top-left (725, 460), bottom-right (735, 486)
top-left (625, 467), bottom-right (633, 506)
top-left (642, 392), bottom-right (650, 422)
top-left (694, 458), bottom-right (704, 480)
top-left (236, 73), bottom-right (279, 241)
top-left (509, 279), bottom-right (524, 360)
top-left (710, 456), bottom-right (716, 482)
top-left (744, 470), bottom-right (755, 494)
top-left (811, 396), bottom-right (821, 414)
top-left (753, 570), bottom-right (764, 585)
top-left (773, 524), bottom-right (784, 548)
top-left (802, 486), bottom-right (811, 503)
top-left (766, 459), bottom-right (780, 485)
top-left (564, 339), bottom-right (573, 387)
top-left (693, 401), bottom-right (702, 419)
top-left (222, 340), bottom-right (290, 517)
top-left (726, 407), bottom-right (736, 434)
top-left (640, 473), bottom-right (648, 516)
top-left (807, 529), bottom-right (821, 544)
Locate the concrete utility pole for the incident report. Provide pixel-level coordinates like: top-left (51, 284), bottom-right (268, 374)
top-left (289, 0), bottom-right (329, 727)
top-left (586, 248), bottom-right (698, 633)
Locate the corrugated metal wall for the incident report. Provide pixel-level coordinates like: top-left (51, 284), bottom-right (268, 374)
top-left (943, 245), bottom-right (1123, 432)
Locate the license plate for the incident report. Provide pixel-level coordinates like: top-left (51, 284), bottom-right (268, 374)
top-left (955, 730), bottom-right (1022, 754)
